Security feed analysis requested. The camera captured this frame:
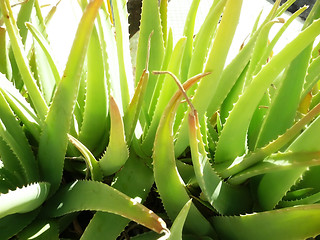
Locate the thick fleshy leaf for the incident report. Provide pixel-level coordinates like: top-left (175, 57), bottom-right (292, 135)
top-left (0, 0), bottom-right (48, 120)
top-left (43, 180), bottom-right (168, 235)
top-left (26, 22), bottom-right (60, 101)
top-left (0, 91), bottom-right (39, 182)
top-left (124, 67), bottom-right (149, 144)
top-left (214, 18), bottom-right (320, 164)
top-left (188, 111), bottom-right (252, 215)
top-left (99, 96), bottom-right (129, 176)
top-left (78, 26), bottom-right (108, 152)
top-left (0, 137), bottom-right (25, 189)
top-left (0, 182), bottom-right (50, 218)
top-left (180, 0), bottom-right (200, 82)
top-left (229, 151), bottom-right (320, 185)
top-left (135, 0), bottom-right (164, 123)
top-left (174, 0), bottom-right (247, 157)
top-left (217, 103), bottom-right (320, 178)
top-left (67, 134), bottom-right (103, 181)
top-left (0, 210), bottom-right (39, 240)
top-left (111, 0), bottom-right (134, 112)
top-left (153, 73), bottom-right (216, 237)
top-left (17, 219), bottom-right (60, 240)
top-left (97, 9), bottom-right (122, 114)
top-left (81, 153), bottom-right (154, 240)
top-left (37, 0), bottom-right (103, 194)
top-left (278, 191), bottom-right (320, 208)
top-left (255, 33), bottom-right (312, 149)
top-left (167, 200), bottom-right (192, 240)
top-left (258, 114), bottom-right (320, 210)
top-left (0, 74), bottom-right (41, 140)
top-left (0, 27), bottom-right (11, 79)
top-left (142, 37), bottom-right (186, 155)
top-left (212, 204), bottom-right (320, 240)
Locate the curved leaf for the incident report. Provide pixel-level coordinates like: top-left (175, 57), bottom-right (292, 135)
top-left (0, 0), bottom-right (48, 120)
top-left (214, 18), bottom-right (320, 164)
top-left (153, 72), bottom-right (216, 236)
top-left (67, 134), bottom-right (103, 181)
top-left (167, 200), bottom-right (192, 240)
top-left (229, 151), bottom-right (320, 185)
top-left (0, 210), bottom-right (39, 240)
top-left (99, 96), bottom-right (129, 176)
top-left (43, 180), bottom-right (168, 235)
top-left (37, 0), bottom-right (103, 194)
top-left (212, 204), bottom-right (320, 240)
top-left (78, 27), bottom-right (108, 152)
top-left (142, 37), bottom-right (186, 155)
top-left (0, 74), bottom-right (41, 140)
top-left (0, 91), bottom-right (39, 182)
top-left (135, 0), bottom-right (164, 120)
top-left (188, 111), bottom-right (252, 215)
top-left (111, 0), bottom-right (134, 112)
top-left (81, 153), bottom-right (154, 240)
top-left (0, 182), bottom-right (50, 218)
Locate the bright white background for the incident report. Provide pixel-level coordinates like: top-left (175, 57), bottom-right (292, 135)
top-left (43, 0), bottom-right (305, 72)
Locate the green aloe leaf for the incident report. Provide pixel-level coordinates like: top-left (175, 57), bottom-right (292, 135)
top-left (180, 0), bottom-right (200, 82)
top-left (255, 8), bottom-right (313, 149)
top-left (37, 0), bottom-right (103, 194)
top-left (302, 54), bottom-right (320, 99)
top-left (99, 96), bottom-right (129, 176)
top-left (257, 113), bottom-right (320, 210)
top-left (187, 0), bottom-right (227, 79)
top-left (188, 111), bottom-right (251, 215)
top-left (175, 0), bottom-right (249, 157)
top-left (17, 219), bottom-right (60, 240)
top-left (123, 67), bottom-right (149, 143)
top-left (0, 0), bottom-right (48, 120)
top-left (78, 26), bottom-right (108, 153)
top-left (142, 37), bottom-right (186, 156)
top-left (25, 21), bottom-right (60, 92)
top-left (148, 28), bottom-right (173, 121)
top-left (0, 136), bottom-right (25, 189)
top-left (0, 27), bottom-right (11, 79)
top-left (81, 153), bottom-right (154, 240)
top-left (256, 6), bottom-right (308, 77)
top-left (0, 74), bottom-right (40, 140)
top-left (244, 18), bottom-right (284, 87)
top-left (27, 21), bottom-right (57, 104)
top-left (229, 151), bottom-right (320, 185)
top-left (212, 204), bottom-right (320, 240)
top-left (278, 191), bottom-right (320, 208)
top-left (67, 134), bottom-right (103, 181)
top-left (217, 103), bottom-right (320, 178)
top-left (293, 166), bottom-right (320, 196)
top-left (159, 0), bottom-right (168, 45)
top-left (97, 9), bottom-right (122, 114)
top-left (0, 91), bottom-right (39, 182)
top-left (111, 0), bottom-right (134, 112)
top-left (0, 182), bottom-right (50, 218)
top-left (123, 32), bottom-right (152, 144)
top-left (153, 72), bottom-right (216, 237)
top-left (135, 0), bottom-right (164, 124)
top-left (0, 210), bottom-right (39, 240)
top-left (255, 46), bottom-right (312, 149)
top-left (16, 0), bottom-right (34, 45)
top-left (43, 180), bottom-right (168, 235)
top-left (191, 0), bottom-right (243, 118)
top-left (214, 18), bottom-right (320, 164)
top-left (167, 200), bottom-right (192, 240)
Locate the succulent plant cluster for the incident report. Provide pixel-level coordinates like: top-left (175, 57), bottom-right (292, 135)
top-left (1, 0), bottom-right (320, 239)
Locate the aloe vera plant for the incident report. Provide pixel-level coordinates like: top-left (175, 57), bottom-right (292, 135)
top-left (1, 0), bottom-right (320, 239)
